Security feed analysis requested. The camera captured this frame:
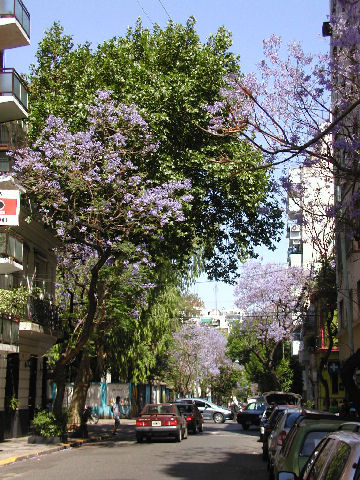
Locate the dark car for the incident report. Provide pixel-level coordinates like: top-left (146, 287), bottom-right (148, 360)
top-left (175, 402), bottom-right (203, 434)
top-left (236, 401), bottom-right (267, 430)
top-left (175, 398), bottom-right (233, 424)
top-left (135, 403), bottom-right (187, 442)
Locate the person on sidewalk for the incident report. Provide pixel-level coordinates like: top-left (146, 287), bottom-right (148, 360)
top-left (112, 396), bottom-right (121, 435)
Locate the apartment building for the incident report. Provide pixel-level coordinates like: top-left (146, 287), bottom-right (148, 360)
top-left (0, 1), bottom-right (60, 440)
top-left (287, 162), bottom-right (339, 408)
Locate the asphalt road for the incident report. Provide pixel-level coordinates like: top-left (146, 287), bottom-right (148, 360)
top-left (1, 422), bottom-right (268, 480)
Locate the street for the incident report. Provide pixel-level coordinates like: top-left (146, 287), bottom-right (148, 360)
top-left (1, 422), bottom-right (268, 480)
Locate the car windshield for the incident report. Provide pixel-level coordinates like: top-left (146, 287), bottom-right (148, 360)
top-left (300, 431), bottom-right (330, 457)
top-left (143, 405), bottom-right (174, 415)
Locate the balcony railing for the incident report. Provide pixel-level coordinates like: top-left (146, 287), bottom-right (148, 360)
top-left (0, 0), bottom-right (30, 37)
top-left (25, 296), bottom-right (62, 333)
top-left (0, 313), bottom-right (19, 346)
top-left (0, 68), bottom-right (28, 110)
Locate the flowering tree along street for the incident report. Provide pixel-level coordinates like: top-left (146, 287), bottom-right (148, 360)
top-left (205, 1), bottom-right (359, 183)
top-left (228, 262), bottom-right (310, 390)
top-left (18, 18), bottom-right (288, 422)
top-left (165, 323), bottom-right (230, 397)
top-left (11, 91), bottom-right (192, 418)
top-left (28, 19), bottom-right (283, 283)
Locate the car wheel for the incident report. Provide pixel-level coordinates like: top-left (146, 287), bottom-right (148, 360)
top-left (213, 413), bottom-right (225, 424)
top-left (136, 434), bottom-right (143, 443)
top-left (242, 423), bottom-right (249, 431)
top-left (176, 429), bottom-right (182, 442)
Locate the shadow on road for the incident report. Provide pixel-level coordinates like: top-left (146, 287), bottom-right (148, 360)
top-left (162, 450), bottom-right (267, 479)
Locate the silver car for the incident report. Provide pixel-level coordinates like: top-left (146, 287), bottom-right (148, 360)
top-left (175, 398), bottom-right (233, 423)
top-left (298, 430), bottom-right (360, 480)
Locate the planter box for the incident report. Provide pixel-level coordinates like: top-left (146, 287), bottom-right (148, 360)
top-left (28, 434), bottom-right (68, 444)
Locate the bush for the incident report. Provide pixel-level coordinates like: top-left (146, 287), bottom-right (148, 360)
top-left (32, 410), bottom-right (68, 437)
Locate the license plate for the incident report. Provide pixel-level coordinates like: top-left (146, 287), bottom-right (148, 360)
top-left (152, 421), bottom-right (161, 426)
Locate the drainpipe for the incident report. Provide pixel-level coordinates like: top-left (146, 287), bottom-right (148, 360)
top-left (337, 184), bottom-right (354, 356)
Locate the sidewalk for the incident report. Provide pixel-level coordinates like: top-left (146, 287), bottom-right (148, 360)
top-left (0, 419), bottom-right (136, 467)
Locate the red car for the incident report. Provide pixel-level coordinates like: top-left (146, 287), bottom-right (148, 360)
top-left (135, 403), bottom-right (188, 443)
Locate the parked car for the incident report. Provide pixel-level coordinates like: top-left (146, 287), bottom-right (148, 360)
top-left (236, 401), bottom-right (268, 430)
top-left (260, 392), bottom-right (302, 441)
top-left (263, 391), bottom-right (302, 407)
top-left (262, 406), bottom-right (302, 461)
top-left (273, 411), bottom-right (347, 480)
top-left (299, 430), bottom-right (360, 480)
top-left (175, 398), bottom-right (233, 423)
top-left (174, 402), bottom-right (203, 433)
top-left (135, 403), bottom-right (188, 442)
top-left (267, 408), bottom-right (303, 473)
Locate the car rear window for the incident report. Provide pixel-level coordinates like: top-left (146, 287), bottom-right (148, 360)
top-left (144, 405), bottom-right (174, 415)
top-left (305, 438), bottom-right (335, 479)
top-left (269, 409), bottom-right (285, 426)
top-left (285, 412), bottom-right (301, 429)
top-left (300, 431), bottom-right (331, 457)
top-left (322, 441), bottom-right (351, 480)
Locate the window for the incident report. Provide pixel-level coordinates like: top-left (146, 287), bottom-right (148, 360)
top-left (306, 438), bottom-right (335, 479)
top-left (195, 401), bottom-right (205, 408)
top-left (322, 441), bottom-right (351, 480)
top-left (300, 431), bottom-right (331, 457)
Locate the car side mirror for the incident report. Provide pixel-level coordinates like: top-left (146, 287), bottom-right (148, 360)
top-left (278, 473), bottom-right (297, 480)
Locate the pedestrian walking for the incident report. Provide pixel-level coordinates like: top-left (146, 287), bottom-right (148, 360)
top-left (112, 396), bottom-right (121, 435)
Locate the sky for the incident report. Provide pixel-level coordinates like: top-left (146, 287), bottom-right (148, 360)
top-left (7, 0), bottom-right (331, 310)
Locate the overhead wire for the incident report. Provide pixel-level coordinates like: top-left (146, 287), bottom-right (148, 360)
top-left (136, 0), bottom-right (154, 25)
top-left (157, 0), bottom-right (172, 20)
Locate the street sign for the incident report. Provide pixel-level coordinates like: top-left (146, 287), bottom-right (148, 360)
top-left (0, 190), bottom-right (20, 225)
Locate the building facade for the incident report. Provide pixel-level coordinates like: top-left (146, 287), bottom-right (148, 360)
top-left (0, 1), bottom-right (60, 440)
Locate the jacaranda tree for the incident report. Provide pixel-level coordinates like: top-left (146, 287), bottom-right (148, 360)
top-left (11, 90), bottom-right (192, 418)
top-left (165, 323), bottom-right (230, 397)
top-left (228, 261), bottom-right (310, 390)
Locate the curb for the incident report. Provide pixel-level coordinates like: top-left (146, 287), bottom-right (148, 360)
top-left (0, 435), bottom-right (109, 467)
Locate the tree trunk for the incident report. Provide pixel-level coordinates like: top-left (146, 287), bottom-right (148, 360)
top-left (52, 253), bottom-right (109, 420)
top-left (53, 359), bottom-right (67, 418)
top-left (69, 351), bottom-right (92, 426)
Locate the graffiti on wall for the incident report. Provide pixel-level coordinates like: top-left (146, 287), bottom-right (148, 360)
top-left (107, 383), bottom-right (131, 416)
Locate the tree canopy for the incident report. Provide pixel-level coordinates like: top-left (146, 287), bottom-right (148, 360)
top-left (27, 18), bottom-right (283, 281)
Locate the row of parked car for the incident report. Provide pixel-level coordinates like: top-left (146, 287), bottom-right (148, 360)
top-left (240, 391), bottom-right (360, 480)
top-left (135, 397), bottom-right (234, 443)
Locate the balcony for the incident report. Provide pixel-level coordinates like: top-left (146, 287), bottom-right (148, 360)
top-left (0, 232), bottom-right (23, 274)
top-left (0, 0), bottom-right (30, 50)
top-left (0, 122), bottom-right (25, 172)
top-left (0, 289), bottom-right (62, 339)
top-left (0, 68), bottom-right (28, 122)
top-left (25, 297), bottom-right (61, 333)
top-left (0, 313), bottom-right (19, 349)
